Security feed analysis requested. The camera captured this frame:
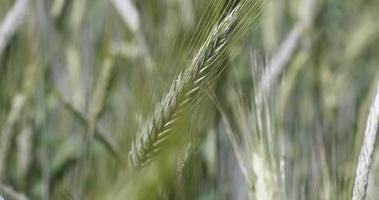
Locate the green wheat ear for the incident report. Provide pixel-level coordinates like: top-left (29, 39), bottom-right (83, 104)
top-left (128, 0), bottom-right (262, 170)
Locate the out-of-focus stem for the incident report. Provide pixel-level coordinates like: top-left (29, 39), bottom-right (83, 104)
top-left (0, 94), bottom-right (26, 179)
top-left (0, 183), bottom-right (29, 200)
top-left (260, 0), bottom-right (319, 95)
top-left (260, 23), bottom-right (304, 95)
top-left (52, 88), bottom-right (125, 163)
top-left (0, 0), bottom-right (30, 57)
top-left (110, 0), bottom-right (153, 69)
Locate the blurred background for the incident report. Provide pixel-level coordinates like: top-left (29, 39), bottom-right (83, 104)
top-left (0, 0), bottom-right (379, 199)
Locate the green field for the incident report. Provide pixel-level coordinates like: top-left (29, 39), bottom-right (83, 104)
top-left (0, 0), bottom-right (379, 199)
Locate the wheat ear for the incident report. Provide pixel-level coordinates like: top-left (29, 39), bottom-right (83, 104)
top-left (128, 2), bottom-right (245, 169)
top-left (352, 83), bottom-right (379, 200)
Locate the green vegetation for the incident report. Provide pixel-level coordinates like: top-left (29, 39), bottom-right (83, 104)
top-left (0, 0), bottom-right (379, 199)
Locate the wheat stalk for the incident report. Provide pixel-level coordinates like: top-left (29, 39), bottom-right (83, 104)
top-left (352, 83), bottom-right (379, 200)
top-left (128, 2), bottom-right (253, 169)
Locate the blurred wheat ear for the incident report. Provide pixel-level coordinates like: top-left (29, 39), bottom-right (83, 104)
top-left (128, 0), bottom-right (262, 170)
